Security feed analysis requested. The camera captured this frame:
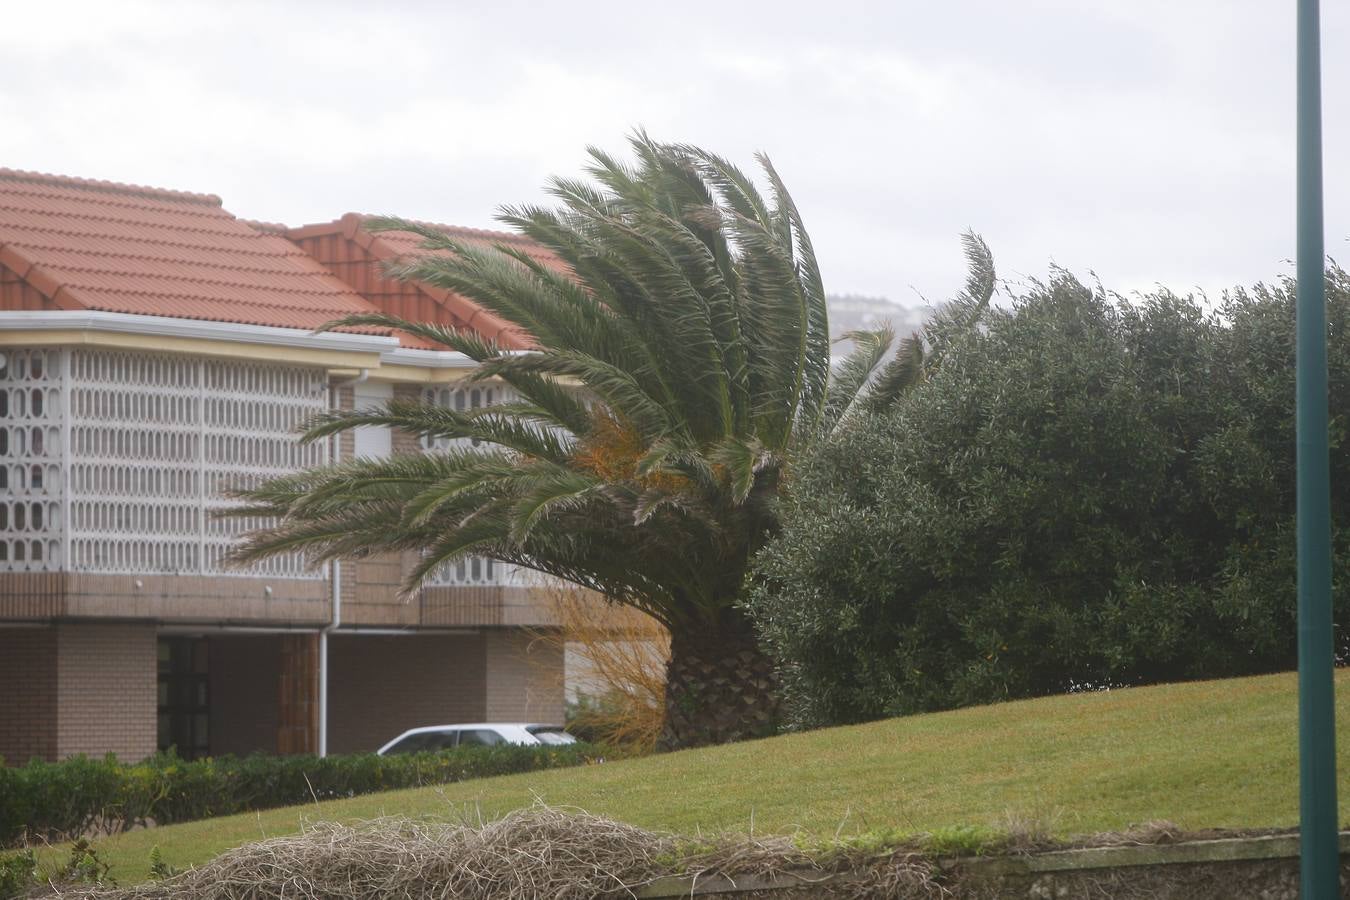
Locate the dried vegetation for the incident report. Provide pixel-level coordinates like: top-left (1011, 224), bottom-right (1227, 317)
top-left (30, 805), bottom-right (948, 900)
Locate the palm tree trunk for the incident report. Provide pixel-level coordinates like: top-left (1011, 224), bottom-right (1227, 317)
top-left (658, 608), bottom-right (778, 749)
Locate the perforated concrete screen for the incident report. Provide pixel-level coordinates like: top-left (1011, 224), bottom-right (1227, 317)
top-left (418, 383), bottom-right (515, 452)
top-left (0, 349), bottom-right (63, 571)
top-left (419, 382), bottom-right (519, 587)
top-left (0, 347), bottom-right (330, 578)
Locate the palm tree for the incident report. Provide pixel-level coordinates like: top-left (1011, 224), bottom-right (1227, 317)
top-left (230, 134), bottom-right (994, 748)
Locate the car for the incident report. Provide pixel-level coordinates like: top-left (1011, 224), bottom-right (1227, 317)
top-left (375, 723), bottom-right (577, 755)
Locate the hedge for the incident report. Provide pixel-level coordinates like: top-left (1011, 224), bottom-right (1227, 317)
top-left (748, 267), bottom-right (1350, 727)
top-left (0, 744), bottom-right (602, 846)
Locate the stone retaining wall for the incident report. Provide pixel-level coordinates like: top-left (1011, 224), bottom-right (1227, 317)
top-left (637, 832), bottom-right (1350, 899)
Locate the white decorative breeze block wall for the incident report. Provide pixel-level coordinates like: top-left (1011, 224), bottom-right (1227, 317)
top-left (197, 358), bottom-right (328, 577)
top-left (419, 382), bottom-right (522, 588)
top-left (0, 348), bottom-right (329, 578)
top-left (0, 349), bottom-right (63, 571)
top-left (418, 383), bottom-right (513, 452)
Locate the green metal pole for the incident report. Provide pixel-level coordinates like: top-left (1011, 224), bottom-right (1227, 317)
top-left (1296, 0), bottom-right (1338, 896)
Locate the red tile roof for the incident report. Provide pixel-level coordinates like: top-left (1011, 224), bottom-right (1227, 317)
top-left (288, 214), bottom-right (558, 351)
top-left (370, 219), bottom-right (565, 271)
top-left (0, 169), bottom-right (392, 337)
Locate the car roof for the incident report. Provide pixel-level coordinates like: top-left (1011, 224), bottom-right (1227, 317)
top-left (392, 723), bottom-right (563, 735)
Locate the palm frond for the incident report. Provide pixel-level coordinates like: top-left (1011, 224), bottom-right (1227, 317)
top-left (707, 436), bottom-right (769, 505)
top-left (316, 311), bottom-right (504, 361)
top-left (508, 468), bottom-right (601, 542)
top-left (923, 230), bottom-right (996, 367)
top-left (299, 400), bottom-right (573, 463)
top-left (472, 352), bottom-right (676, 441)
top-left (865, 231), bottom-right (997, 412)
top-left (821, 325), bottom-right (894, 432)
top-left (238, 135), bottom-right (973, 636)
top-left (867, 331), bottom-right (927, 412)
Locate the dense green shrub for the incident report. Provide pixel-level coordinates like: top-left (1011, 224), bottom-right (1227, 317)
top-left (0, 850), bottom-right (36, 900)
top-left (0, 743), bottom-right (601, 847)
top-left (748, 268), bottom-right (1350, 727)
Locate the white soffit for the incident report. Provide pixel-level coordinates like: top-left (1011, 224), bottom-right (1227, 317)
top-left (0, 310), bottom-right (480, 369)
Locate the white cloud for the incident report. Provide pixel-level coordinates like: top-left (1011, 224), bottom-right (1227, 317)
top-left (1, 0), bottom-right (1345, 306)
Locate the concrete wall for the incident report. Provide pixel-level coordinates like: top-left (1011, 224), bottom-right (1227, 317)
top-left (0, 626), bottom-right (57, 764)
top-left (54, 623), bottom-right (156, 761)
top-left (208, 635), bottom-right (282, 757)
top-left (305, 629), bottom-right (566, 754)
top-left (326, 633), bottom-right (488, 755)
top-left (485, 629), bottom-right (565, 724)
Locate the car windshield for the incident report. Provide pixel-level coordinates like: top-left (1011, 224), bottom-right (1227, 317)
top-left (526, 727), bottom-right (576, 745)
top-left (384, 731), bottom-right (454, 754)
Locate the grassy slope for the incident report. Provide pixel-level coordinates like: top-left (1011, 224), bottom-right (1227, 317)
top-left (66, 670), bottom-right (1350, 884)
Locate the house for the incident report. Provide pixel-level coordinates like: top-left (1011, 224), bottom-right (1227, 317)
top-left (0, 168), bottom-right (566, 764)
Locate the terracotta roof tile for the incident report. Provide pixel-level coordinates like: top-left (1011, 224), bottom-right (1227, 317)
top-left (0, 168), bottom-right (392, 337)
top-left (287, 214), bottom-right (571, 350)
top-left (368, 219), bottom-right (567, 271)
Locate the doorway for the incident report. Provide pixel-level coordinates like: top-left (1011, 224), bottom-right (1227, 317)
top-left (157, 637), bottom-right (209, 759)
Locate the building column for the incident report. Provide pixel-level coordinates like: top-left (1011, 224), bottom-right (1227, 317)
top-left (0, 626), bottom-right (58, 764)
top-left (55, 623), bottom-right (156, 761)
top-left (277, 633), bottom-right (319, 754)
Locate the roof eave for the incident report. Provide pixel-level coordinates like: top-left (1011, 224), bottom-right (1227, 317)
top-left (0, 309), bottom-right (398, 354)
top-left (0, 309), bottom-right (486, 373)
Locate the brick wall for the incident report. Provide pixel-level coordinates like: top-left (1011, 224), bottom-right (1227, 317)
top-left (330, 383), bottom-right (419, 627)
top-left (334, 384), bottom-right (358, 622)
top-left (326, 633), bottom-right (487, 754)
top-left (391, 383), bottom-right (424, 455)
top-left (0, 571), bottom-right (330, 624)
top-left (55, 623), bottom-right (156, 761)
top-left (345, 554), bottom-right (418, 627)
top-left (0, 572), bottom-right (64, 619)
top-left (208, 635), bottom-right (282, 756)
top-left (484, 629), bottom-right (565, 724)
top-left (0, 627), bottom-right (57, 764)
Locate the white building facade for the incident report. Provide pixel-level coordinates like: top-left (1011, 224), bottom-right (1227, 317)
top-left (0, 170), bottom-right (563, 763)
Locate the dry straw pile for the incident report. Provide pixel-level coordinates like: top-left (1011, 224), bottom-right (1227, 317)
top-left (35, 805), bottom-right (946, 900)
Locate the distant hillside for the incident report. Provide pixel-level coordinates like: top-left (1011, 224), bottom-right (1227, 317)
top-left (827, 293), bottom-right (926, 356)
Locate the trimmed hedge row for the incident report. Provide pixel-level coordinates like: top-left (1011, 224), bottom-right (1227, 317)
top-left (0, 744), bottom-right (601, 846)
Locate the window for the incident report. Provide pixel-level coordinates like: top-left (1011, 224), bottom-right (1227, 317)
top-left (527, 727), bottom-right (577, 746)
top-left (455, 728), bottom-right (506, 747)
top-left (383, 733), bottom-right (436, 755)
top-left (157, 637), bottom-right (210, 760)
top-left (384, 731), bottom-right (458, 754)
top-left (351, 382), bottom-right (393, 459)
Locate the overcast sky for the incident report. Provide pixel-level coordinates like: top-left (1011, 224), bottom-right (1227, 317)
top-left (3, 1), bottom-right (1346, 308)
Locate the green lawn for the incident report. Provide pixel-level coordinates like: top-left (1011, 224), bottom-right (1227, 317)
top-left (53, 669), bottom-right (1350, 884)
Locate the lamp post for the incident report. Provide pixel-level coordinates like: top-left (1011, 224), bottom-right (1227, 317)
top-left (1295, 1), bottom-right (1338, 896)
